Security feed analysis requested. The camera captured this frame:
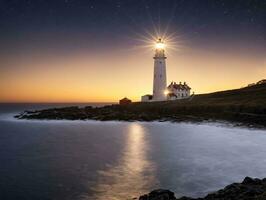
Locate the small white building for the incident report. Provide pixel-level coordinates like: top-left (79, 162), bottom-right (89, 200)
top-left (166, 82), bottom-right (191, 100)
top-left (141, 94), bottom-right (153, 102)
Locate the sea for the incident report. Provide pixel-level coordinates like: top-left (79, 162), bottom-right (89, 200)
top-left (1, 103), bottom-right (266, 200)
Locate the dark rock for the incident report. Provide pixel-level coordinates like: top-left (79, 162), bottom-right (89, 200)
top-left (138, 177), bottom-right (266, 200)
top-left (139, 189), bottom-right (176, 200)
top-left (243, 177), bottom-right (257, 185)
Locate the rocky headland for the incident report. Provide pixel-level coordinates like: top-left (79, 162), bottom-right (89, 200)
top-left (138, 177), bottom-right (266, 200)
top-left (15, 82), bottom-right (266, 128)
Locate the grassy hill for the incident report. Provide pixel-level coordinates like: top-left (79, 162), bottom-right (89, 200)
top-left (17, 81), bottom-right (266, 127)
top-left (129, 81), bottom-right (266, 112)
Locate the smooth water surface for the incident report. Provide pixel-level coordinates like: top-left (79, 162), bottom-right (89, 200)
top-left (1, 104), bottom-right (266, 200)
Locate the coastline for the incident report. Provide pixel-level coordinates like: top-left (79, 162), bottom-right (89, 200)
top-left (14, 82), bottom-right (266, 128)
top-left (13, 115), bottom-right (266, 130)
top-left (14, 105), bottom-right (266, 129)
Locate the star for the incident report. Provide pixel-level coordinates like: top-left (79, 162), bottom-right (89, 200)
top-left (223, 10), bottom-right (228, 15)
top-left (116, 4), bottom-right (121, 8)
top-left (250, 17), bottom-right (254, 23)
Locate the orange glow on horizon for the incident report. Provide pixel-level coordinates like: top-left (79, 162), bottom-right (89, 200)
top-left (0, 47), bottom-right (265, 103)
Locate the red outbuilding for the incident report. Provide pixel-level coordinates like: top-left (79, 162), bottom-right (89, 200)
top-left (119, 97), bottom-right (132, 105)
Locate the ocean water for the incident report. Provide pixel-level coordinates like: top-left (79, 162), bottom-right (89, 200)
top-left (1, 103), bottom-right (266, 200)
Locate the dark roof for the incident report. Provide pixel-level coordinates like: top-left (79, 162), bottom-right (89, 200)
top-left (167, 82), bottom-right (191, 90)
top-left (120, 97), bottom-right (131, 101)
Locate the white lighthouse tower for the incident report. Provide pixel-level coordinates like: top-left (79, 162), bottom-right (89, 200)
top-left (152, 38), bottom-right (167, 101)
top-left (141, 38), bottom-right (192, 102)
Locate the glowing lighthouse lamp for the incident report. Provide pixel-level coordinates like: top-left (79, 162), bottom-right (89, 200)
top-left (155, 38), bottom-right (165, 49)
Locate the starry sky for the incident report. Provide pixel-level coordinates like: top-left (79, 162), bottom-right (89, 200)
top-left (0, 0), bottom-right (266, 102)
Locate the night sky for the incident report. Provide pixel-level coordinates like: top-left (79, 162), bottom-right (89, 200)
top-left (0, 0), bottom-right (266, 102)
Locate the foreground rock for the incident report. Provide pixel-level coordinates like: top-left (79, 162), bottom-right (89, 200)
top-left (139, 189), bottom-right (176, 200)
top-left (138, 177), bottom-right (266, 200)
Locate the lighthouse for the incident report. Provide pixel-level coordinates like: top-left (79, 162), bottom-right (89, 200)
top-left (152, 38), bottom-right (167, 101)
top-left (141, 38), bottom-right (192, 102)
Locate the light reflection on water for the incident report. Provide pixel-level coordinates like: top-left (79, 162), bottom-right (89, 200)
top-left (2, 104), bottom-right (266, 200)
top-left (86, 123), bottom-right (158, 200)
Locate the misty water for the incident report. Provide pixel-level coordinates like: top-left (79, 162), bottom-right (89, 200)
top-left (1, 104), bottom-right (266, 200)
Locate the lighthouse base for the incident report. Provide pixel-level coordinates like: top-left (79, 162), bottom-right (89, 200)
top-left (141, 94), bottom-right (167, 102)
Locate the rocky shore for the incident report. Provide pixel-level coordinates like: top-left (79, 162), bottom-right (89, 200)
top-left (138, 177), bottom-right (266, 200)
top-left (15, 82), bottom-right (266, 127)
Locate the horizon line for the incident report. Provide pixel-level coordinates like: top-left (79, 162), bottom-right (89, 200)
top-left (0, 102), bottom-right (118, 104)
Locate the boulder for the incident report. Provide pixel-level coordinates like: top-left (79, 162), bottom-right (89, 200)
top-left (139, 189), bottom-right (176, 200)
